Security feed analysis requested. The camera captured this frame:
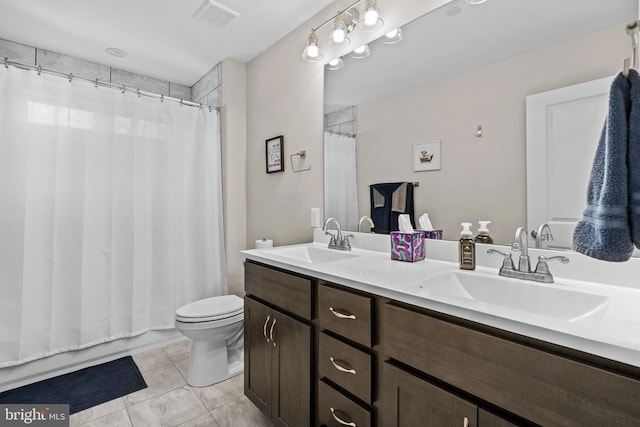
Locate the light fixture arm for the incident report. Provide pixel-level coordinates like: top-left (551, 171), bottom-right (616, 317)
top-left (310, 0), bottom-right (364, 33)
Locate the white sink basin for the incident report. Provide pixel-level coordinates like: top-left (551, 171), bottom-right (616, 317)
top-left (265, 245), bottom-right (358, 264)
top-left (415, 271), bottom-right (609, 321)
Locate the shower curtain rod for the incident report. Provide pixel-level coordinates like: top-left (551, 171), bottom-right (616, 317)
top-left (3, 57), bottom-right (219, 112)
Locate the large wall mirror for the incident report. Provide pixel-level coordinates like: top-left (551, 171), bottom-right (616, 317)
top-left (324, 0), bottom-right (636, 246)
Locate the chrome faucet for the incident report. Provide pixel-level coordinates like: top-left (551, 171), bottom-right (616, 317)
top-left (488, 226), bottom-right (569, 283)
top-left (358, 216), bottom-right (375, 232)
top-left (512, 226), bottom-right (531, 273)
top-left (323, 218), bottom-right (353, 251)
top-left (532, 223), bottom-right (554, 249)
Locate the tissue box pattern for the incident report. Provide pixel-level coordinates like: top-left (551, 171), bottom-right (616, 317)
top-left (419, 229), bottom-right (443, 240)
top-left (391, 231), bottom-right (425, 262)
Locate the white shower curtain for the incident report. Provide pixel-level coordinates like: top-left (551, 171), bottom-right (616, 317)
top-left (0, 67), bottom-right (227, 367)
top-left (324, 131), bottom-right (358, 232)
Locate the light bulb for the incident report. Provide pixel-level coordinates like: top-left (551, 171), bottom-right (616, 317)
top-left (306, 44), bottom-right (319, 58)
top-left (331, 14), bottom-right (347, 44)
top-left (332, 27), bottom-right (345, 44)
top-left (328, 59), bottom-right (340, 66)
top-left (364, 7), bottom-right (378, 26)
top-left (354, 45), bottom-right (367, 54)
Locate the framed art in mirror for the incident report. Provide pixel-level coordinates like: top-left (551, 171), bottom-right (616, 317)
top-left (413, 140), bottom-right (441, 172)
top-left (266, 135), bottom-right (284, 173)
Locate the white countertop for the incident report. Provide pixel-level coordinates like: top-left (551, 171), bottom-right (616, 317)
top-left (240, 231), bottom-right (640, 369)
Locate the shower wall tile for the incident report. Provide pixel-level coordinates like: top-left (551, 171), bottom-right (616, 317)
top-left (0, 38), bottom-right (36, 64)
top-left (111, 68), bottom-right (170, 95)
top-left (339, 121), bottom-right (356, 136)
top-left (325, 105), bottom-right (356, 128)
top-left (170, 83), bottom-right (192, 101)
top-left (192, 63), bottom-right (220, 103)
top-left (37, 49), bottom-right (110, 81)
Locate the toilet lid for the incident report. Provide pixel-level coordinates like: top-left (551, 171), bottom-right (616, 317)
top-left (176, 295), bottom-right (243, 319)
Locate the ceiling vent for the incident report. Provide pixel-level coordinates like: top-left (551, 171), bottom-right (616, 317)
top-left (194, 0), bottom-right (240, 28)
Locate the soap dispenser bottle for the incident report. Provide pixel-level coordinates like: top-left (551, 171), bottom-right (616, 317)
top-left (475, 221), bottom-right (494, 244)
top-left (459, 222), bottom-right (476, 270)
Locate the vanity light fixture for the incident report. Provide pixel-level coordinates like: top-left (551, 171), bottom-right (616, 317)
top-left (382, 27), bottom-right (403, 44)
top-left (302, 30), bottom-right (323, 62)
top-left (301, 0), bottom-right (384, 63)
top-left (325, 57), bottom-right (344, 70)
top-left (348, 44), bottom-right (371, 59)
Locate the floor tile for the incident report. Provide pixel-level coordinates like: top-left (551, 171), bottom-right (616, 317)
top-left (124, 360), bottom-right (186, 407)
top-left (162, 339), bottom-right (191, 363)
top-left (133, 347), bottom-right (174, 371)
top-left (192, 374), bottom-right (244, 411)
top-left (69, 397), bottom-right (125, 426)
top-left (80, 409), bottom-right (132, 427)
top-left (127, 386), bottom-right (207, 427)
top-left (210, 396), bottom-right (272, 427)
top-left (177, 413), bottom-right (221, 427)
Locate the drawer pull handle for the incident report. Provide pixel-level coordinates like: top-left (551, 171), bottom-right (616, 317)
top-left (330, 407), bottom-right (356, 427)
top-left (263, 316), bottom-right (271, 342)
top-left (330, 357), bottom-right (357, 375)
top-left (269, 318), bottom-right (277, 347)
top-left (329, 307), bottom-right (357, 320)
top-left (463, 416), bottom-right (469, 427)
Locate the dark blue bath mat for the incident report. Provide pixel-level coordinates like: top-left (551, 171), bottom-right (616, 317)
top-left (0, 356), bottom-right (147, 414)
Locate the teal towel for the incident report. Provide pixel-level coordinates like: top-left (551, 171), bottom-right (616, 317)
top-left (573, 71), bottom-right (634, 261)
top-left (630, 69), bottom-right (640, 249)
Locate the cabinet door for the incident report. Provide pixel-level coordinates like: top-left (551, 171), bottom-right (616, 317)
top-left (271, 309), bottom-right (313, 427)
top-left (381, 362), bottom-right (478, 427)
top-left (244, 297), bottom-right (274, 418)
top-left (478, 409), bottom-right (519, 427)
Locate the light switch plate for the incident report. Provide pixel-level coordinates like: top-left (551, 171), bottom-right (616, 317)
top-left (310, 208), bottom-right (321, 228)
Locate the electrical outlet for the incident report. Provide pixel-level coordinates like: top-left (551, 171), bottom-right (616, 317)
top-left (310, 208), bottom-right (321, 228)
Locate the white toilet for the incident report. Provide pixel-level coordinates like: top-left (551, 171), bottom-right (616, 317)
top-left (175, 294), bottom-right (244, 387)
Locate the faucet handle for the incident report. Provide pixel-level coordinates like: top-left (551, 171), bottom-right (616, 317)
top-left (487, 249), bottom-right (515, 270)
top-left (534, 255), bottom-right (569, 274)
top-left (340, 234), bottom-right (354, 251)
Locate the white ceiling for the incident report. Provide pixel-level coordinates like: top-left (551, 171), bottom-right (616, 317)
top-left (0, 0), bottom-right (334, 86)
top-left (325, 0), bottom-right (638, 112)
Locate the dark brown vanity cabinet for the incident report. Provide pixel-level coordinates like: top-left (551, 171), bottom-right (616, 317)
top-left (317, 284), bottom-right (374, 427)
top-left (382, 301), bottom-right (640, 427)
top-left (244, 262), bottom-right (313, 427)
top-left (244, 261), bottom-right (640, 427)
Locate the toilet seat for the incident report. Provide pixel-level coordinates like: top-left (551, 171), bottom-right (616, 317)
top-left (176, 295), bottom-right (244, 323)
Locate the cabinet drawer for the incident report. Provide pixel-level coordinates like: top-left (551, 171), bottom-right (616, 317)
top-left (244, 261), bottom-right (312, 320)
top-left (318, 284), bottom-right (372, 347)
top-left (319, 332), bottom-right (372, 404)
top-left (384, 302), bottom-right (640, 427)
top-left (318, 380), bottom-right (371, 427)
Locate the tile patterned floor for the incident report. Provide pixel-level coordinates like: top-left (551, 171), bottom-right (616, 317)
top-left (69, 340), bottom-right (272, 427)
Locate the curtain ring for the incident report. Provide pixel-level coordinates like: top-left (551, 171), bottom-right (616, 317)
top-left (94, 79), bottom-right (99, 88)
top-left (209, 105), bottom-right (212, 112)
top-left (160, 94), bottom-right (164, 103)
top-left (4, 57), bottom-right (8, 69)
top-left (68, 73), bottom-right (73, 83)
top-left (198, 103), bottom-right (203, 110)
top-left (136, 89), bottom-right (141, 98)
top-left (179, 99), bottom-right (183, 107)
top-left (121, 85), bottom-right (126, 94)
top-left (37, 65), bottom-right (42, 76)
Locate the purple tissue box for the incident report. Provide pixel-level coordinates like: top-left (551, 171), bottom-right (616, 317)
top-left (418, 229), bottom-right (443, 240)
top-left (391, 231), bottom-right (425, 262)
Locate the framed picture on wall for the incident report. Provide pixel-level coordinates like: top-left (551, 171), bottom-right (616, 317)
top-left (266, 135), bottom-right (284, 173)
top-left (413, 140), bottom-right (441, 172)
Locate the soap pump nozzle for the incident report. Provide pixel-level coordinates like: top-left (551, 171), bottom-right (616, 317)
top-left (460, 222), bottom-right (473, 239)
